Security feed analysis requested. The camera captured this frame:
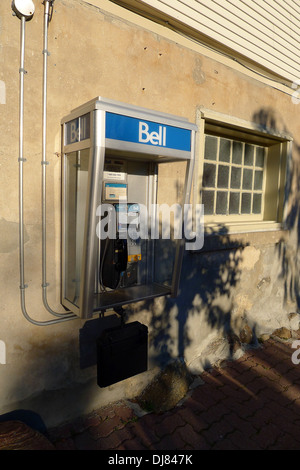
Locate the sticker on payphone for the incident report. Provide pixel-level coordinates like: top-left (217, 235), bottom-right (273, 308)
top-left (104, 182), bottom-right (127, 201)
top-left (126, 204), bottom-right (141, 263)
top-left (103, 158), bottom-right (127, 181)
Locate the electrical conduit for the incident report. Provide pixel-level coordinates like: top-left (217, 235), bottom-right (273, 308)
top-left (15, 1), bottom-right (76, 325)
top-left (41, 0), bottom-right (73, 317)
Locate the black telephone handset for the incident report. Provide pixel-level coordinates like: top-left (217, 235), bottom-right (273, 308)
top-left (100, 235), bottom-right (128, 290)
top-left (114, 237), bottom-right (128, 273)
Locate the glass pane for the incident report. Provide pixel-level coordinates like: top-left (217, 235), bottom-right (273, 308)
top-left (202, 190), bottom-right (214, 215)
top-left (217, 165), bottom-right (229, 188)
top-left (219, 138), bottom-right (231, 162)
top-left (229, 192), bottom-right (240, 214)
top-left (64, 149), bottom-right (89, 305)
top-left (204, 135), bottom-right (218, 161)
top-left (216, 191), bottom-right (228, 214)
top-left (242, 169), bottom-right (253, 190)
top-left (256, 147), bottom-right (265, 167)
top-left (230, 166), bottom-right (241, 189)
top-left (232, 141), bottom-right (243, 164)
top-left (254, 170), bottom-right (263, 190)
top-left (241, 193), bottom-right (251, 214)
top-left (203, 163), bottom-right (216, 187)
top-left (253, 193), bottom-right (262, 214)
top-left (244, 144), bottom-right (254, 166)
top-left (65, 113), bottom-right (90, 145)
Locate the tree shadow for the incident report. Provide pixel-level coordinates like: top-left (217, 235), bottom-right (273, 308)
top-left (122, 106), bottom-right (300, 375)
top-left (252, 107), bottom-right (300, 310)
top-left (6, 106), bottom-right (300, 435)
top-left (127, 225), bottom-right (249, 371)
top-left (78, 106), bottom-right (300, 406)
top-left (77, 222), bottom-right (248, 377)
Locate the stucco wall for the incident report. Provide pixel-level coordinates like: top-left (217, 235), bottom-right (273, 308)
top-left (1, 0), bottom-right (300, 428)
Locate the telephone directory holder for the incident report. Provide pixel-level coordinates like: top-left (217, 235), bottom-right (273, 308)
top-left (96, 320), bottom-right (148, 387)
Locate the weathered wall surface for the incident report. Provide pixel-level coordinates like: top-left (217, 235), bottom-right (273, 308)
top-left (1, 0), bottom-right (300, 427)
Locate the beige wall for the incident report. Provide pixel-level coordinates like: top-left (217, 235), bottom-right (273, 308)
top-left (0, 0), bottom-right (300, 427)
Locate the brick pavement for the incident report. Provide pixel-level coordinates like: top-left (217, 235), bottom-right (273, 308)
top-left (48, 336), bottom-right (300, 450)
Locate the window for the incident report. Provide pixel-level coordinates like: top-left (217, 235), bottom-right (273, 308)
top-left (197, 112), bottom-right (291, 232)
top-left (202, 136), bottom-right (265, 217)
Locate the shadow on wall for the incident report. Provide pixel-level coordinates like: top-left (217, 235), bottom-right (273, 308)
top-left (277, 142), bottom-right (300, 309)
top-left (4, 108), bottom-right (300, 432)
top-left (129, 106), bottom-right (300, 370)
top-left (252, 107), bottom-right (300, 311)
top-left (77, 223), bottom-right (248, 373)
top-left (139, 225), bottom-right (248, 369)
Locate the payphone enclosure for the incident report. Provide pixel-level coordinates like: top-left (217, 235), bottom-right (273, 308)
top-left (61, 97), bottom-right (197, 319)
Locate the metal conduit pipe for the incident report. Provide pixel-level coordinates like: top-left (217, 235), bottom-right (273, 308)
top-left (14, 1), bottom-right (77, 325)
top-left (41, 0), bottom-right (73, 317)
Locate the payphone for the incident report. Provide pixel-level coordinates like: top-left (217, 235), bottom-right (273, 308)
top-left (61, 97), bottom-right (197, 320)
top-left (100, 158), bottom-right (142, 290)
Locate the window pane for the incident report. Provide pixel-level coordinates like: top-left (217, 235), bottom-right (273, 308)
top-left (202, 134), bottom-right (269, 220)
top-left (244, 144), bottom-right (254, 166)
top-left (203, 163), bottom-right (216, 187)
top-left (205, 135), bottom-right (218, 161)
top-left (216, 191), bottom-right (228, 214)
top-left (202, 190), bottom-right (214, 215)
top-left (241, 193), bottom-right (251, 213)
top-left (217, 165), bottom-right (229, 188)
top-left (230, 166), bottom-right (241, 189)
top-left (232, 141), bottom-right (243, 164)
top-left (254, 170), bottom-right (263, 190)
top-left (256, 147), bottom-right (265, 167)
top-left (253, 193), bottom-right (262, 214)
top-left (219, 138), bottom-right (231, 162)
top-left (242, 169), bottom-right (253, 190)
top-left (229, 192), bottom-right (240, 214)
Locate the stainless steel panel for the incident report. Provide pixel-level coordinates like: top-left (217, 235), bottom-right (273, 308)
top-left (105, 139), bottom-right (192, 160)
top-left (93, 283), bottom-right (171, 311)
top-left (79, 110), bottom-right (106, 318)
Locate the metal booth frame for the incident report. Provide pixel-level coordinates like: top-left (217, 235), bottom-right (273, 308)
top-left (61, 97), bottom-right (197, 319)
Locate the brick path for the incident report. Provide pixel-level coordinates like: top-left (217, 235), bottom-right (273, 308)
top-left (48, 336), bottom-right (300, 450)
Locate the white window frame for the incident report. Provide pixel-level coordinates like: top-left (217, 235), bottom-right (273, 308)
top-left (195, 109), bottom-right (292, 234)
